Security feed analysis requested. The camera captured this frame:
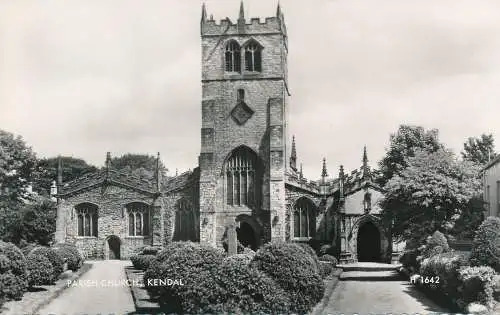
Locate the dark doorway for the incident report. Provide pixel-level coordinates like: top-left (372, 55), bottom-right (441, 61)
top-left (237, 222), bottom-right (257, 251)
top-left (357, 221), bottom-right (381, 262)
top-left (107, 235), bottom-right (121, 260)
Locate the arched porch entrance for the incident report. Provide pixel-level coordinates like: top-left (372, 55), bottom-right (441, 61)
top-left (237, 222), bottom-right (257, 250)
top-left (106, 235), bottom-right (121, 260)
top-left (357, 221), bottom-right (381, 262)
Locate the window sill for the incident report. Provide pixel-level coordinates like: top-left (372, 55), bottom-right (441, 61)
top-left (125, 236), bottom-right (151, 239)
top-left (75, 236), bottom-right (98, 239)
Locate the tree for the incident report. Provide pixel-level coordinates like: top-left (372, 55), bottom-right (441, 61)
top-left (461, 133), bottom-right (497, 165)
top-left (32, 156), bottom-right (98, 196)
top-left (378, 125), bottom-right (443, 186)
top-left (380, 148), bottom-right (483, 246)
top-left (110, 153), bottom-right (168, 180)
top-left (0, 129), bottom-right (37, 202)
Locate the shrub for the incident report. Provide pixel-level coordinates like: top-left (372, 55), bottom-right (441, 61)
top-left (319, 254), bottom-right (338, 265)
top-left (418, 231), bottom-right (450, 262)
top-left (297, 242), bottom-right (321, 273)
top-left (222, 252), bottom-right (255, 266)
top-left (31, 247), bottom-right (64, 281)
top-left (458, 266), bottom-right (497, 308)
top-left (400, 248), bottom-right (421, 273)
top-left (140, 246), bottom-right (161, 256)
top-left (319, 244), bottom-right (336, 256)
top-left (250, 242), bottom-right (325, 314)
top-left (319, 261), bottom-right (334, 277)
top-left (26, 254), bottom-right (54, 287)
top-left (20, 243), bottom-right (37, 257)
top-left (469, 216), bottom-right (500, 272)
top-left (208, 257), bottom-right (291, 314)
top-left (130, 254), bottom-right (156, 271)
top-left (0, 241), bottom-right (27, 302)
top-left (144, 242), bottom-right (225, 314)
top-left (53, 243), bottom-right (83, 271)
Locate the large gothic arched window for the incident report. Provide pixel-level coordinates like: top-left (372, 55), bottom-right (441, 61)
top-left (225, 147), bottom-right (261, 208)
top-left (127, 202), bottom-right (150, 237)
top-left (75, 203), bottom-right (98, 237)
top-left (225, 40), bottom-right (241, 73)
top-left (244, 40), bottom-right (262, 72)
top-left (174, 199), bottom-right (196, 241)
top-left (293, 198), bottom-right (315, 238)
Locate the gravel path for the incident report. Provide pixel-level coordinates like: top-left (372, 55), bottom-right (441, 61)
top-left (37, 260), bottom-right (136, 315)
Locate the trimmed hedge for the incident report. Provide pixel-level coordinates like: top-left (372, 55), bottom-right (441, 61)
top-left (130, 254), bottom-right (156, 271)
top-left (0, 241), bottom-right (28, 303)
top-left (319, 261), bottom-right (334, 277)
top-left (469, 216), bottom-right (500, 272)
top-left (250, 242), bottom-right (325, 314)
top-left (222, 252), bottom-right (255, 266)
top-left (53, 243), bottom-right (83, 271)
top-left (458, 266), bottom-right (497, 308)
top-left (297, 242), bottom-right (321, 273)
top-left (141, 246), bottom-right (161, 256)
top-left (208, 256), bottom-right (291, 314)
top-left (26, 254), bottom-right (54, 287)
top-left (31, 247), bottom-right (64, 282)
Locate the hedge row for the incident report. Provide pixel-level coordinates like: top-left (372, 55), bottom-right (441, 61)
top-left (141, 241), bottom-right (325, 314)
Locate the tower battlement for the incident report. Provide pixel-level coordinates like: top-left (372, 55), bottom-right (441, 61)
top-left (201, 2), bottom-right (287, 37)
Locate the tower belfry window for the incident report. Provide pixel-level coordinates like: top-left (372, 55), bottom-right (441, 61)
top-left (245, 42), bottom-right (262, 72)
top-left (225, 41), bottom-right (241, 73)
top-left (225, 147), bottom-right (261, 208)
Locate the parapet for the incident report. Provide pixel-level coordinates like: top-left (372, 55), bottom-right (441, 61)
top-left (201, 16), bottom-right (284, 37)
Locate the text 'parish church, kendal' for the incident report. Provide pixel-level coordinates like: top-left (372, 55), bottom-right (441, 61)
top-left (53, 3), bottom-right (400, 264)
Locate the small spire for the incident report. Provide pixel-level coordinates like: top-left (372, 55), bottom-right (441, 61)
top-left (57, 156), bottom-right (63, 186)
top-left (322, 157), bottom-right (328, 178)
top-left (276, 1), bottom-right (282, 17)
top-left (155, 152), bottom-right (161, 192)
top-left (363, 145), bottom-right (368, 166)
top-left (201, 2), bottom-right (207, 23)
top-left (339, 165), bottom-right (345, 200)
top-left (299, 163), bottom-right (303, 179)
top-left (290, 135), bottom-right (297, 171)
top-left (239, 1), bottom-right (245, 20)
top-left (105, 152), bottom-right (111, 169)
top-left (175, 168), bottom-right (178, 176)
top-left (361, 146), bottom-right (371, 179)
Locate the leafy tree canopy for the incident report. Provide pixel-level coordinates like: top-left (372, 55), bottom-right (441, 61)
top-left (110, 153), bottom-right (168, 180)
top-left (461, 133), bottom-right (497, 165)
top-left (32, 156), bottom-right (98, 196)
top-left (380, 148), bottom-right (483, 246)
top-left (378, 125), bottom-right (444, 186)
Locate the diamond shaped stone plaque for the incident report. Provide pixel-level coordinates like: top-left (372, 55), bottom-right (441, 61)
top-left (231, 101), bottom-right (254, 125)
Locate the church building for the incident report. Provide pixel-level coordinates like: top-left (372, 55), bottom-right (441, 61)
top-left (54, 3), bottom-right (397, 264)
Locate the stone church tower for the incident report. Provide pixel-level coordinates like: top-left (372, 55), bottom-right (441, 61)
top-left (198, 2), bottom-right (290, 249)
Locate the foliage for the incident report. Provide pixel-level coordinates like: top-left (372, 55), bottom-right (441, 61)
top-left (449, 197), bottom-right (486, 240)
top-left (52, 243), bottom-right (83, 271)
top-left (222, 252), bottom-right (255, 266)
top-left (140, 246), bottom-right (161, 256)
top-left (26, 254), bottom-right (54, 287)
top-left (469, 216), bottom-right (500, 272)
top-left (458, 266), bottom-right (497, 308)
top-left (418, 231), bottom-right (450, 263)
top-left (297, 242), bottom-right (321, 272)
top-left (250, 242), bottom-right (325, 314)
top-left (110, 153), bottom-right (168, 180)
top-left (378, 125), bottom-right (443, 186)
top-left (31, 156), bottom-right (98, 196)
top-left (0, 241), bottom-right (27, 302)
top-left (207, 257), bottom-right (291, 314)
top-left (144, 242), bottom-right (224, 314)
top-left (319, 261), bottom-right (335, 277)
top-left (461, 134), bottom-right (497, 165)
top-left (319, 254), bottom-right (338, 265)
top-left (380, 148), bottom-right (482, 244)
top-left (399, 248), bottom-right (421, 274)
top-left (16, 198), bottom-right (56, 246)
top-left (319, 244), bottom-right (336, 256)
top-left (130, 254), bottom-right (156, 271)
top-left (0, 129), bottom-right (37, 202)
top-left (31, 246), bottom-right (64, 282)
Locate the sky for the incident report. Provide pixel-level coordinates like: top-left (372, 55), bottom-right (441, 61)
top-left (1, 0), bottom-right (500, 180)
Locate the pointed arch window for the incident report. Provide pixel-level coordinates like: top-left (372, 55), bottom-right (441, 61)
top-left (75, 203), bottom-right (98, 237)
top-left (225, 147), bottom-right (261, 208)
top-left (244, 41), bottom-right (262, 72)
top-left (127, 202), bottom-right (150, 236)
top-left (293, 198), bottom-right (315, 238)
top-left (225, 41), bottom-right (241, 73)
top-left (174, 199), bottom-right (196, 241)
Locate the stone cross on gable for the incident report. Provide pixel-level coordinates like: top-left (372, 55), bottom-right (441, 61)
top-left (227, 221), bottom-right (240, 256)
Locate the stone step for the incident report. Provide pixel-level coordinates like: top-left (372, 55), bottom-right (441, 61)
top-left (337, 262), bottom-right (401, 272)
top-left (340, 270), bottom-right (405, 281)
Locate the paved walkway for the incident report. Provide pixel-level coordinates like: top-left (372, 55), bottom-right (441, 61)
top-left (320, 267), bottom-right (450, 314)
top-left (38, 260), bottom-right (136, 315)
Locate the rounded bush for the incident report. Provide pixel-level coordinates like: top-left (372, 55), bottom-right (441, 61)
top-left (31, 247), bottom-right (64, 280)
top-left (250, 242), bottom-right (325, 314)
top-left (53, 243), bottom-right (83, 271)
top-left (26, 254), bottom-right (54, 286)
top-left (144, 242), bottom-right (225, 314)
top-left (209, 257), bottom-right (291, 314)
top-left (319, 254), bottom-right (338, 265)
top-left (319, 261), bottom-right (334, 278)
top-left (0, 241), bottom-right (27, 302)
top-left (419, 231), bottom-right (450, 261)
top-left (222, 252), bottom-right (255, 266)
top-left (141, 246), bottom-right (161, 256)
top-left (458, 265), bottom-right (497, 307)
top-left (297, 242), bottom-right (321, 273)
top-left (130, 254), bottom-right (156, 271)
top-left (469, 216), bottom-right (500, 272)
